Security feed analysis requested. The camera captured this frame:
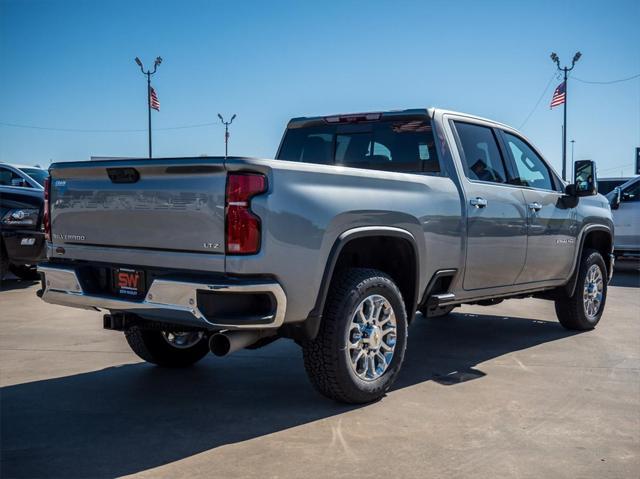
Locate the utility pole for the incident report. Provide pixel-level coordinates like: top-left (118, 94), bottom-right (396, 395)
top-left (135, 56), bottom-right (162, 158)
top-left (218, 113), bottom-right (236, 158)
top-left (550, 51), bottom-right (581, 181)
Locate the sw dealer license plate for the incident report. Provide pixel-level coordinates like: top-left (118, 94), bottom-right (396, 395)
top-left (113, 267), bottom-right (146, 299)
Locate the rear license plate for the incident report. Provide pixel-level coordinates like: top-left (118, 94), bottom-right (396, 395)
top-left (113, 267), bottom-right (146, 299)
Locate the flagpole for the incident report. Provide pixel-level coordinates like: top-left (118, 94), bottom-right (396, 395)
top-left (134, 56), bottom-right (162, 160)
top-left (147, 72), bottom-right (152, 159)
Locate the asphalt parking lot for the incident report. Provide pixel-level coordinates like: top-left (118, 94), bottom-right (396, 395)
top-left (1, 262), bottom-right (639, 479)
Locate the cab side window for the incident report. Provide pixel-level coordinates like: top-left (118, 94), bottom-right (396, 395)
top-left (0, 167), bottom-right (27, 187)
top-left (454, 122), bottom-right (508, 184)
top-left (503, 133), bottom-right (555, 191)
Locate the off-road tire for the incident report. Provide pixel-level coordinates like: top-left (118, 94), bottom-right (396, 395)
top-left (302, 268), bottom-right (408, 404)
top-left (9, 264), bottom-right (40, 281)
top-left (124, 326), bottom-right (209, 367)
top-left (554, 249), bottom-right (607, 330)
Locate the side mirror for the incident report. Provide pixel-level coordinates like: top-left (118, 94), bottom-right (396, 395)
top-left (572, 160), bottom-right (598, 197)
top-left (610, 187), bottom-right (621, 210)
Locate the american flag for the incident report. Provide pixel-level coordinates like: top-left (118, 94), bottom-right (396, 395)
top-left (149, 86), bottom-right (160, 111)
top-left (550, 81), bottom-right (566, 108)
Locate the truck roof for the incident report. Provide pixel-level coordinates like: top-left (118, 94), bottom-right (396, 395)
top-left (287, 107), bottom-right (514, 131)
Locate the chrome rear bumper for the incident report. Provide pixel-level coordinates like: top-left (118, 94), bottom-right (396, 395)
top-left (37, 265), bottom-right (286, 329)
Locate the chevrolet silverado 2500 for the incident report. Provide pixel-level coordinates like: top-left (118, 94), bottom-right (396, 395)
top-left (37, 108), bottom-right (614, 403)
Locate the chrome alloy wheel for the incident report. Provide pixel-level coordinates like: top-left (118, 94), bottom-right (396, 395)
top-left (161, 331), bottom-right (205, 349)
top-left (346, 294), bottom-right (397, 381)
top-left (583, 264), bottom-right (604, 320)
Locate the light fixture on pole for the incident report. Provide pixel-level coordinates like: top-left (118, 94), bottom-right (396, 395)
top-left (550, 51), bottom-right (581, 181)
top-left (218, 113), bottom-right (236, 158)
top-left (134, 56), bottom-right (163, 159)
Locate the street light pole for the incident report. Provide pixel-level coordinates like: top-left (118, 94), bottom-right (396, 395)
top-left (135, 56), bottom-right (162, 159)
top-left (550, 51), bottom-right (581, 181)
top-left (570, 139), bottom-right (575, 179)
top-left (218, 113), bottom-right (236, 158)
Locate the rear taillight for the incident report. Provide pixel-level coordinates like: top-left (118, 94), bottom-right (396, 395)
top-left (43, 176), bottom-right (51, 240)
top-left (225, 173), bottom-right (267, 254)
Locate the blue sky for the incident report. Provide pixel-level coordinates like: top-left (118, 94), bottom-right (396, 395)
top-left (1, 0), bottom-right (639, 177)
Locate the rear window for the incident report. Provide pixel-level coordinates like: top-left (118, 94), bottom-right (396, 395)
top-left (277, 119), bottom-right (441, 174)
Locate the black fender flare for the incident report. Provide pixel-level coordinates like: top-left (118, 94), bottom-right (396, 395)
top-left (564, 224), bottom-right (613, 297)
top-left (293, 226), bottom-right (421, 342)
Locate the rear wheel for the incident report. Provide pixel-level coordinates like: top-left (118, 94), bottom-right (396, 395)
top-left (554, 249), bottom-right (607, 330)
top-left (302, 268), bottom-right (408, 404)
top-left (9, 264), bottom-right (40, 281)
top-left (124, 327), bottom-right (209, 367)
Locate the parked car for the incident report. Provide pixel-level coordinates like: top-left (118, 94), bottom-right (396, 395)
top-left (0, 185), bottom-right (46, 280)
top-left (607, 176), bottom-right (640, 258)
top-left (598, 177), bottom-right (631, 196)
top-left (0, 163), bottom-right (47, 189)
top-left (36, 108), bottom-right (614, 403)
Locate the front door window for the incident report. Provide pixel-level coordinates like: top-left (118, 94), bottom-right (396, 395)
top-left (504, 133), bottom-right (555, 191)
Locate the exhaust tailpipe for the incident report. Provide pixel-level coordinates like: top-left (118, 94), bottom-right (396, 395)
top-left (209, 330), bottom-right (268, 357)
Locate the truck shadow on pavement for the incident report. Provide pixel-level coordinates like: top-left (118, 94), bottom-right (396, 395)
top-left (1, 313), bottom-right (578, 478)
top-left (0, 278), bottom-right (39, 292)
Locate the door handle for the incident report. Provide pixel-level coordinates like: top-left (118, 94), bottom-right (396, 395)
top-left (528, 202), bottom-right (542, 212)
top-left (470, 197), bottom-right (488, 208)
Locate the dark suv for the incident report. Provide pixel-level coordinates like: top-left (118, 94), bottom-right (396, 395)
top-left (0, 185), bottom-right (46, 281)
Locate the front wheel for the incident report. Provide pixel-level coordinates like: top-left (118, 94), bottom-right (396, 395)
top-left (302, 268), bottom-right (408, 404)
top-left (554, 249), bottom-right (608, 330)
top-left (124, 327), bottom-right (210, 367)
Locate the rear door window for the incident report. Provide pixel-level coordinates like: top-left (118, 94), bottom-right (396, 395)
top-left (453, 122), bottom-right (508, 184)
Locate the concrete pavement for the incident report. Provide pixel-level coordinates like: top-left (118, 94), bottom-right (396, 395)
top-left (1, 262), bottom-right (639, 478)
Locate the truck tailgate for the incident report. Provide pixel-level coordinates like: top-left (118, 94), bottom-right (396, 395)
top-left (49, 159), bottom-right (227, 254)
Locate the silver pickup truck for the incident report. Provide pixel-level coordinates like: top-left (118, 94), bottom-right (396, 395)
top-left (37, 108), bottom-right (614, 403)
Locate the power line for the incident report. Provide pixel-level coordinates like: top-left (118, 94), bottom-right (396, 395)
top-left (518, 71), bottom-right (558, 130)
top-left (571, 73), bottom-right (640, 84)
top-left (598, 162), bottom-right (634, 173)
top-left (0, 120), bottom-right (221, 133)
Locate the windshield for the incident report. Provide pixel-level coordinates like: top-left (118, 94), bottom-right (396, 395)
top-left (20, 168), bottom-right (48, 186)
top-left (277, 119), bottom-right (441, 174)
